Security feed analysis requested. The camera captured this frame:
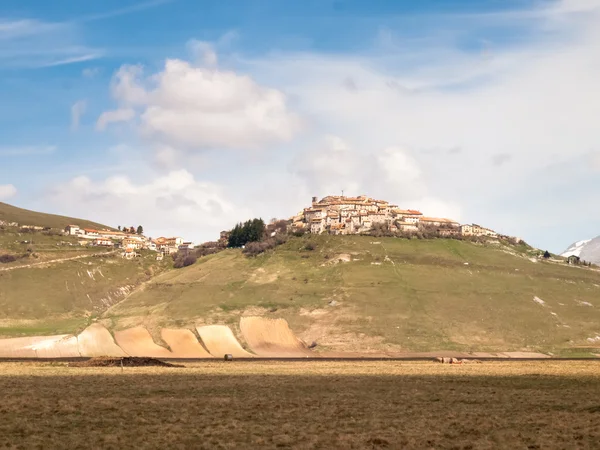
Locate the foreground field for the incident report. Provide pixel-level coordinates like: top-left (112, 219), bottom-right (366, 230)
top-left (0, 361), bottom-right (598, 449)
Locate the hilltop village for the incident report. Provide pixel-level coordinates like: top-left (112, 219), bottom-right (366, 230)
top-left (290, 195), bottom-right (501, 238)
top-left (1, 194), bottom-right (508, 263)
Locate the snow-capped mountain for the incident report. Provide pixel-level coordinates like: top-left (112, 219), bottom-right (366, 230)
top-left (561, 236), bottom-right (600, 263)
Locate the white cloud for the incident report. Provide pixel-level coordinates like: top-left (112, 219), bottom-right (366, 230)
top-left (187, 39), bottom-right (218, 66)
top-left (99, 58), bottom-right (300, 150)
top-left (71, 100), bottom-right (87, 130)
top-left (47, 170), bottom-right (250, 241)
top-left (96, 108), bottom-right (136, 130)
top-left (292, 137), bottom-right (460, 220)
top-left (0, 146), bottom-right (56, 156)
top-left (0, 19), bottom-right (102, 68)
top-left (0, 184), bottom-right (17, 200)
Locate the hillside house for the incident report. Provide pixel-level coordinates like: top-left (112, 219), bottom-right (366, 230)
top-left (94, 237), bottom-right (113, 247)
top-left (121, 248), bottom-right (140, 259)
top-left (83, 228), bottom-right (100, 238)
top-left (461, 224), bottom-right (498, 238)
top-left (420, 217), bottom-right (460, 228)
top-left (64, 225), bottom-right (81, 235)
top-left (167, 237), bottom-right (184, 247)
top-left (99, 230), bottom-right (127, 240)
top-left (123, 237), bottom-right (143, 250)
top-left (178, 242), bottom-right (195, 251)
top-left (153, 236), bottom-right (181, 255)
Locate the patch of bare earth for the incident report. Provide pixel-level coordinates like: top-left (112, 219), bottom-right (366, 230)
top-left (298, 306), bottom-right (402, 354)
top-left (249, 267), bottom-right (282, 284)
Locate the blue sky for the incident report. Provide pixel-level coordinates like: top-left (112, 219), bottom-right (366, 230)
top-left (1, 0), bottom-right (599, 251)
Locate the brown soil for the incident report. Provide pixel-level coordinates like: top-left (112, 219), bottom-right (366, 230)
top-left (196, 325), bottom-right (254, 358)
top-left (240, 316), bottom-right (312, 357)
top-left (114, 326), bottom-right (173, 357)
top-left (69, 357), bottom-right (183, 368)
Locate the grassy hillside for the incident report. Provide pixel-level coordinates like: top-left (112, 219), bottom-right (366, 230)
top-left (103, 235), bottom-right (600, 356)
top-left (0, 251), bottom-right (171, 337)
top-left (0, 202), bottom-right (113, 230)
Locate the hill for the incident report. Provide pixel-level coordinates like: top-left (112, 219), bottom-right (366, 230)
top-left (0, 250), bottom-right (170, 337)
top-left (102, 235), bottom-right (600, 356)
top-left (0, 202), bottom-right (113, 231)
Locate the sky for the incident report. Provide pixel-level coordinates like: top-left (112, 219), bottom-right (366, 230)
top-left (0, 0), bottom-right (599, 252)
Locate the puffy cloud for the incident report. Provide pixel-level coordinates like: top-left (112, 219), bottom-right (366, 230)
top-left (187, 39), bottom-right (218, 66)
top-left (0, 184), bottom-right (17, 200)
top-left (99, 58), bottom-right (300, 151)
top-left (292, 137), bottom-right (461, 220)
top-left (70, 100), bottom-right (86, 131)
top-left (47, 170), bottom-right (250, 241)
top-left (96, 108), bottom-right (136, 130)
top-left (292, 136), bottom-right (362, 196)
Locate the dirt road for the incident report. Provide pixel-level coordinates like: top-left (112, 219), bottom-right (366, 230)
top-left (0, 251), bottom-right (116, 272)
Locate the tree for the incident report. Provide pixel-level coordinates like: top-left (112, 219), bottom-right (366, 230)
top-left (129, 226), bottom-right (135, 234)
top-left (543, 250), bottom-right (551, 259)
top-left (227, 218), bottom-right (266, 248)
top-left (118, 225), bottom-right (121, 231)
top-left (137, 225), bottom-right (143, 235)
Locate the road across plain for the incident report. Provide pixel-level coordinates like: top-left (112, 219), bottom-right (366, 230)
top-left (0, 356), bottom-right (598, 363)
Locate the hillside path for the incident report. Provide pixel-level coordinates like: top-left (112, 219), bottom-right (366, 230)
top-left (0, 251), bottom-right (117, 272)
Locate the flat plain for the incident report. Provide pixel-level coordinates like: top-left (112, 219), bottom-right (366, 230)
top-left (0, 360), bottom-right (599, 449)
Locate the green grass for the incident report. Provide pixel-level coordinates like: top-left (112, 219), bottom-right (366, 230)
top-left (104, 235), bottom-right (600, 354)
top-left (0, 201), bottom-right (113, 230)
top-left (0, 251), bottom-right (171, 337)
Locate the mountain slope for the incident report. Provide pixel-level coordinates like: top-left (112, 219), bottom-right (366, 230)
top-left (0, 251), bottom-right (170, 337)
top-left (562, 236), bottom-right (600, 263)
top-left (0, 202), bottom-right (113, 230)
top-left (103, 235), bottom-right (600, 356)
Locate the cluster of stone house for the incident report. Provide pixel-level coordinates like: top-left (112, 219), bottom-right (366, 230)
top-left (291, 195), bottom-right (499, 238)
top-left (64, 225), bottom-right (190, 257)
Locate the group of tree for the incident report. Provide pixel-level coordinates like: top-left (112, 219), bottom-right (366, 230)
top-left (227, 219), bottom-right (266, 248)
top-left (117, 225), bottom-right (144, 235)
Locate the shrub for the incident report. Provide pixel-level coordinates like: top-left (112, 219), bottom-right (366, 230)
top-left (370, 222), bottom-right (393, 237)
top-left (42, 229), bottom-right (62, 237)
top-left (304, 242), bottom-right (316, 251)
top-left (0, 254), bottom-right (18, 263)
top-left (242, 241), bottom-right (270, 257)
top-left (173, 253), bottom-right (198, 268)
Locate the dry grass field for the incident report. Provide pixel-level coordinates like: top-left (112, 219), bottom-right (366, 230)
top-left (0, 361), bottom-right (599, 449)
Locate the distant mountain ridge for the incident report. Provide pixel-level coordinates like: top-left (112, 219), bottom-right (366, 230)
top-left (561, 236), bottom-right (600, 264)
top-left (0, 202), bottom-right (113, 231)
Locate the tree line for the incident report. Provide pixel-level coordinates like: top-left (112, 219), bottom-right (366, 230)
top-left (117, 225), bottom-right (144, 235)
